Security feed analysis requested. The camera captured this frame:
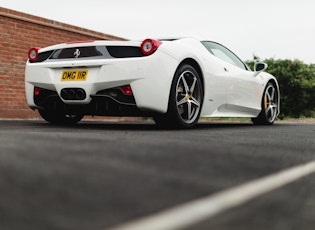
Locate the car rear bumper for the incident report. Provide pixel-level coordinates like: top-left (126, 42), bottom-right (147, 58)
top-left (25, 51), bottom-right (178, 114)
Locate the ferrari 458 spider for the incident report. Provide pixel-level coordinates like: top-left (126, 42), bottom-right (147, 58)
top-left (25, 37), bottom-right (280, 128)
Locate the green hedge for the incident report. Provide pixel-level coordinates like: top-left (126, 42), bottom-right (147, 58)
top-left (246, 59), bottom-right (315, 118)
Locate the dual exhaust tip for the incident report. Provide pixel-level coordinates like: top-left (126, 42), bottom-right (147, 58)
top-left (60, 88), bottom-right (86, 100)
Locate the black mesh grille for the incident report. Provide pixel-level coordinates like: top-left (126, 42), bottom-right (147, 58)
top-left (51, 46), bottom-right (104, 59)
top-left (29, 45), bottom-right (144, 63)
top-left (107, 46), bottom-right (144, 58)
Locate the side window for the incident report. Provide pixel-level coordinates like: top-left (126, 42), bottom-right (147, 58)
top-left (202, 41), bottom-right (247, 70)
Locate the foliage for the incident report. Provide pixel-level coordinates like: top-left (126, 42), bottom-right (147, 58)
top-left (246, 59), bottom-right (315, 118)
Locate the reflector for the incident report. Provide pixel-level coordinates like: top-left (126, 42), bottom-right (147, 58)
top-left (120, 85), bottom-right (133, 95)
top-left (34, 87), bottom-right (40, 96)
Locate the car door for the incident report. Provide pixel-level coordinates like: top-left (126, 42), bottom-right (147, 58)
top-left (224, 62), bottom-right (262, 115)
top-left (202, 41), bottom-right (261, 116)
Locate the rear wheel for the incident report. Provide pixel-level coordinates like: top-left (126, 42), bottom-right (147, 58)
top-left (154, 64), bottom-right (203, 129)
top-left (39, 108), bottom-right (83, 125)
top-left (252, 82), bottom-right (278, 125)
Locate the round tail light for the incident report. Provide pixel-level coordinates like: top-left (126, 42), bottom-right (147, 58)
top-left (140, 39), bottom-right (162, 55)
top-left (28, 47), bottom-right (40, 62)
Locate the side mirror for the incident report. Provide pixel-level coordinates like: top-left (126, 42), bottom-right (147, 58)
top-left (254, 62), bottom-right (268, 72)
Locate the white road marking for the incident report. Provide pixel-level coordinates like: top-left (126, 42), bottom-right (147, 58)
top-left (107, 160), bottom-right (315, 230)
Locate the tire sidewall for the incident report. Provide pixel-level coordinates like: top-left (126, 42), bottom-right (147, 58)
top-left (39, 108), bottom-right (83, 125)
top-left (252, 82), bottom-right (278, 125)
top-left (168, 64), bottom-right (203, 129)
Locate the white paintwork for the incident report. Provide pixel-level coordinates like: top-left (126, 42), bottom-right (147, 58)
top-left (25, 37), bottom-right (280, 118)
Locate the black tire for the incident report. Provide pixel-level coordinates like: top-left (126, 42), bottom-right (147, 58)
top-left (252, 82), bottom-right (279, 125)
top-left (39, 108), bottom-right (83, 125)
top-left (154, 64), bottom-right (203, 129)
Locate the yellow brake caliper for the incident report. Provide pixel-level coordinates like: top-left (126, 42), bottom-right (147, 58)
top-left (264, 96), bottom-right (268, 110)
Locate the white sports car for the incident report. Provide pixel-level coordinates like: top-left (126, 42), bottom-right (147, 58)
top-left (25, 37), bottom-right (280, 128)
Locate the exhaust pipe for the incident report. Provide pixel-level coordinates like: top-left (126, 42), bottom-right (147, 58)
top-left (60, 88), bottom-right (86, 100)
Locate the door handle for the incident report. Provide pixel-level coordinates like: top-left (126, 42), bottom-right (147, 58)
top-left (224, 67), bottom-right (229, 72)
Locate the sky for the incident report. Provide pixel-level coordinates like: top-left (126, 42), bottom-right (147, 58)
top-left (1, 0), bottom-right (315, 63)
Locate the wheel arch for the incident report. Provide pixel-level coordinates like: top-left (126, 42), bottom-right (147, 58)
top-left (177, 58), bottom-right (205, 91)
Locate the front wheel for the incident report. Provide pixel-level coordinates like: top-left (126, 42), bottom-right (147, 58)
top-left (252, 82), bottom-right (279, 125)
top-left (154, 64), bottom-right (203, 129)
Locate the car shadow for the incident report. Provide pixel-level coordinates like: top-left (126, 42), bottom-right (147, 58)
top-left (32, 119), bottom-right (258, 131)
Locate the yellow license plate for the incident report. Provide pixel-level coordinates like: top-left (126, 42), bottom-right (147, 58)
top-left (61, 70), bottom-right (88, 81)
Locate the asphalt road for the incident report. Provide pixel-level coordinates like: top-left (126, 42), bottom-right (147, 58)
top-left (0, 119), bottom-right (314, 230)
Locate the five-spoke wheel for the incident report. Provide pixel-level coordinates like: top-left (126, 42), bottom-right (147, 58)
top-left (252, 82), bottom-right (278, 125)
top-left (176, 69), bottom-right (202, 124)
top-left (154, 64), bottom-right (203, 129)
